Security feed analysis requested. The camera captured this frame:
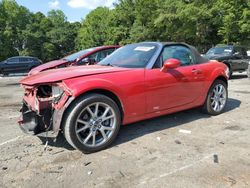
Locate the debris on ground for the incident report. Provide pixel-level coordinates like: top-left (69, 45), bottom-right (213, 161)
top-left (179, 129), bottom-right (192, 134)
top-left (87, 171), bottom-right (92, 175)
top-left (213, 154), bottom-right (219, 163)
top-left (175, 140), bottom-right (182, 144)
top-left (84, 162), bottom-right (91, 166)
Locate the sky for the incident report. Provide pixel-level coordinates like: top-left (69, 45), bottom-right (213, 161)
top-left (15, 0), bottom-right (118, 22)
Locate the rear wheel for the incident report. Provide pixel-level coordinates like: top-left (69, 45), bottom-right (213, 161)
top-left (202, 80), bottom-right (228, 115)
top-left (63, 94), bottom-right (121, 153)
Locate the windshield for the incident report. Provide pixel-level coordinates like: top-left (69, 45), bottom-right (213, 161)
top-left (98, 43), bottom-right (158, 68)
top-left (63, 47), bottom-right (98, 62)
top-left (206, 47), bottom-right (233, 57)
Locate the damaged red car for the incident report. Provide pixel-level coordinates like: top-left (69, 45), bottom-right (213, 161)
top-left (29, 45), bottom-right (120, 75)
top-left (19, 42), bottom-right (229, 153)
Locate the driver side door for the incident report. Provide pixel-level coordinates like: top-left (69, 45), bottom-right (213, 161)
top-left (145, 45), bottom-right (205, 113)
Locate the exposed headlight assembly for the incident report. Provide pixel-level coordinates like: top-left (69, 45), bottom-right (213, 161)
top-left (52, 86), bottom-right (64, 98)
top-left (52, 86), bottom-right (64, 104)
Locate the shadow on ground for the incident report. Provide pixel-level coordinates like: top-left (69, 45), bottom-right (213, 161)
top-left (38, 98), bottom-right (241, 151)
top-left (231, 74), bottom-right (248, 80)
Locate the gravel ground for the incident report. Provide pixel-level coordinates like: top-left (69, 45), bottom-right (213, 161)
top-left (0, 74), bottom-right (249, 188)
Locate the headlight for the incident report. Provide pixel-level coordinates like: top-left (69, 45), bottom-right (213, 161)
top-left (52, 86), bottom-right (64, 98)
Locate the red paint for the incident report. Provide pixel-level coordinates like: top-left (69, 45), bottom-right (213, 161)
top-left (29, 45), bottom-right (120, 75)
top-left (20, 43), bottom-right (228, 133)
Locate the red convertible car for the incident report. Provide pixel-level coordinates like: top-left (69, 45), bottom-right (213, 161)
top-left (19, 42), bottom-right (229, 153)
top-left (29, 45), bottom-right (120, 75)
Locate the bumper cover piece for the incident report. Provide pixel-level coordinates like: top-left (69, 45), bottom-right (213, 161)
top-left (19, 102), bottom-right (51, 135)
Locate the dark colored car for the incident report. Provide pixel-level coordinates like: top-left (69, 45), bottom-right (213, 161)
top-left (0, 56), bottom-right (42, 76)
top-left (29, 45), bottom-right (120, 75)
top-left (206, 45), bottom-right (250, 77)
top-left (19, 42), bottom-right (229, 153)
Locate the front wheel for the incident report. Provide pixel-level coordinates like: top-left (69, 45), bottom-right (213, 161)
top-left (63, 94), bottom-right (121, 153)
top-left (202, 80), bottom-right (228, 115)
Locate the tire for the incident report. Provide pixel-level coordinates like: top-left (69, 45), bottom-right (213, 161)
top-left (3, 71), bottom-right (8, 76)
top-left (202, 79), bottom-right (228, 115)
top-left (63, 93), bottom-right (121, 153)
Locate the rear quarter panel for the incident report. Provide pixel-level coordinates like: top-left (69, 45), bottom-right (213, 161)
top-left (199, 61), bottom-right (228, 99)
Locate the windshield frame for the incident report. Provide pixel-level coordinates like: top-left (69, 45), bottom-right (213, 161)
top-left (63, 47), bottom-right (98, 62)
top-left (98, 42), bottom-right (162, 69)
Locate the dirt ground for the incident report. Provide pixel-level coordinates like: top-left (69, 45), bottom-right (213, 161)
top-left (0, 74), bottom-right (249, 188)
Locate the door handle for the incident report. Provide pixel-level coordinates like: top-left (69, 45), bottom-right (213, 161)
top-left (192, 69), bottom-right (202, 74)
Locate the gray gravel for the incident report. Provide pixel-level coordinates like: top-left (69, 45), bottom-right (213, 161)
top-left (0, 74), bottom-right (249, 188)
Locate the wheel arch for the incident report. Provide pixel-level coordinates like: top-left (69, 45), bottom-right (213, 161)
top-left (83, 89), bottom-right (124, 120)
top-left (58, 88), bottom-right (125, 133)
top-left (214, 75), bottom-right (228, 86)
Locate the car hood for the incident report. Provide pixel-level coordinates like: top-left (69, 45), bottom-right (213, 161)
top-left (29, 59), bottom-right (68, 75)
top-left (20, 65), bottom-right (131, 86)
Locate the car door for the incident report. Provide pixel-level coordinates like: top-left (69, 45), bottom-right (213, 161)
top-left (19, 58), bottom-right (31, 72)
top-left (145, 45), bottom-right (205, 113)
top-left (5, 57), bottom-right (20, 73)
top-left (231, 47), bottom-right (246, 70)
top-left (240, 48), bottom-right (249, 70)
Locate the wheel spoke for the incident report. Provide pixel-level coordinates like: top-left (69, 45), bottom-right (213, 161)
top-left (102, 106), bottom-right (110, 118)
top-left (84, 132), bottom-right (93, 144)
top-left (100, 129), bottom-right (107, 141)
top-left (102, 115), bottom-right (114, 122)
top-left (87, 106), bottom-right (95, 118)
top-left (211, 100), bottom-right (216, 106)
top-left (103, 126), bottom-right (114, 131)
top-left (214, 101), bottom-right (219, 111)
top-left (76, 124), bottom-right (89, 133)
top-left (94, 103), bottom-right (99, 116)
top-left (77, 119), bottom-right (88, 125)
top-left (92, 132), bottom-right (96, 146)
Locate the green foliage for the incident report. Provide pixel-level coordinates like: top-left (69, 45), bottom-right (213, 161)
top-left (0, 1), bottom-right (80, 62)
top-left (76, 7), bottom-right (113, 49)
top-left (0, 0), bottom-right (249, 61)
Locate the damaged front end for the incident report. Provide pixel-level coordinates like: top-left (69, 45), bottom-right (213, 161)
top-left (18, 82), bottom-right (73, 135)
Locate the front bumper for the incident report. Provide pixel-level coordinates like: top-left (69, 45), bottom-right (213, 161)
top-left (18, 102), bottom-right (52, 135)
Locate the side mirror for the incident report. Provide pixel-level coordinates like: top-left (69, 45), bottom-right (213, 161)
top-left (161, 58), bottom-right (181, 72)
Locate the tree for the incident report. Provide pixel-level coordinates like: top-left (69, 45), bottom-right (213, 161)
top-left (77, 7), bottom-right (113, 49)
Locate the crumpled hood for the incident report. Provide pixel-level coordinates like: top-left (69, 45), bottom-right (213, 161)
top-left (20, 65), bottom-right (131, 86)
top-left (29, 59), bottom-right (68, 75)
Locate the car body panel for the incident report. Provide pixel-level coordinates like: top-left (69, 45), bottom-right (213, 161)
top-left (18, 42), bottom-right (228, 136)
top-left (206, 45), bottom-right (250, 73)
top-left (29, 45), bottom-right (120, 75)
top-left (0, 56), bottom-right (41, 74)
top-left (20, 65), bottom-right (131, 85)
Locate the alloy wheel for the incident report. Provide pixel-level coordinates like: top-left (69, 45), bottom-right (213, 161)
top-left (75, 102), bottom-right (116, 147)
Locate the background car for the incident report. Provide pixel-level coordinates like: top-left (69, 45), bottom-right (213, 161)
top-left (0, 56), bottom-right (42, 76)
top-left (29, 45), bottom-right (120, 75)
top-left (205, 45), bottom-right (250, 78)
top-left (19, 42), bottom-right (228, 153)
